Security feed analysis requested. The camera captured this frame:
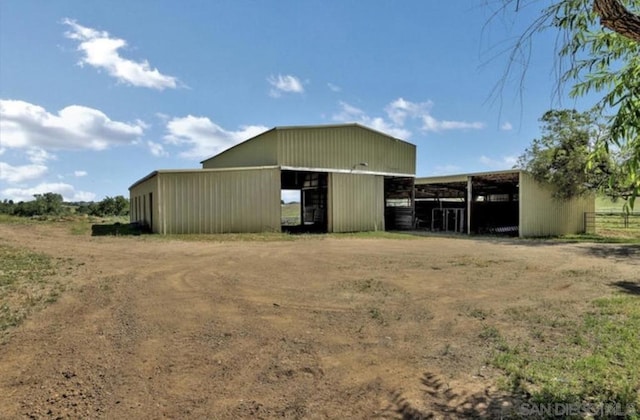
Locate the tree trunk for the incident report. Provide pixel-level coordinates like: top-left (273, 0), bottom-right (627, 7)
top-left (593, 0), bottom-right (640, 42)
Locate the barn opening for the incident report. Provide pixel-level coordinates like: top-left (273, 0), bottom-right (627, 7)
top-left (415, 171), bottom-right (520, 235)
top-left (281, 170), bottom-right (328, 233)
top-left (384, 177), bottom-right (415, 230)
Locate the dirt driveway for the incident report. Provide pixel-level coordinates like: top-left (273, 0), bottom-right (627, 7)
top-left (0, 223), bottom-right (637, 419)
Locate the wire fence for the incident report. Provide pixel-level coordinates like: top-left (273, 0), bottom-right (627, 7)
top-left (584, 212), bottom-right (640, 238)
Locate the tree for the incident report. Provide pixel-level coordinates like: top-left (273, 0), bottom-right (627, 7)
top-left (35, 192), bottom-right (65, 215)
top-left (89, 196), bottom-right (130, 217)
top-left (491, 0), bottom-right (640, 206)
top-left (516, 109), bottom-right (631, 199)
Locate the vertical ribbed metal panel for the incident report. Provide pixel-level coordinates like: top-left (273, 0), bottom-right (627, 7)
top-left (157, 168), bottom-right (281, 234)
top-left (277, 126), bottom-right (415, 174)
top-left (202, 130), bottom-right (278, 169)
top-left (129, 174), bottom-right (159, 232)
top-left (519, 172), bottom-right (595, 237)
top-left (329, 173), bottom-right (384, 232)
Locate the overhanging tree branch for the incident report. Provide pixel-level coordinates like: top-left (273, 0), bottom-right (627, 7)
top-left (593, 0), bottom-right (640, 42)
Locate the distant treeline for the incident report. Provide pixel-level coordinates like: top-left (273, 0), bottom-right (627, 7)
top-left (0, 192), bottom-right (129, 217)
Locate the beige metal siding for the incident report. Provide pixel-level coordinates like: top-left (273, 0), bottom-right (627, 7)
top-left (329, 173), bottom-right (384, 232)
top-left (519, 172), bottom-right (595, 237)
top-left (129, 174), bottom-right (159, 232)
top-left (277, 126), bottom-right (415, 175)
top-left (157, 168), bottom-right (281, 234)
top-left (202, 130), bottom-right (278, 169)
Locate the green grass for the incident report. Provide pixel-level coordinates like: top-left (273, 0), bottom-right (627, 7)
top-left (489, 295), bottom-right (640, 416)
top-left (0, 245), bottom-right (66, 335)
top-left (0, 214), bottom-right (36, 225)
top-left (0, 214), bottom-right (132, 236)
top-left (281, 203), bottom-right (301, 218)
top-left (559, 233), bottom-right (640, 244)
top-left (596, 195), bottom-right (632, 213)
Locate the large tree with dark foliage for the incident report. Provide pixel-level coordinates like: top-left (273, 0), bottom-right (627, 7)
top-left (517, 109), bottom-right (631, 200)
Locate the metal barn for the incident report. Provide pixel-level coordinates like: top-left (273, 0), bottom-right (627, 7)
top-left (414, 170), bottom-right (595, 237)
top-left (129, 124), bottom-right (416, 234)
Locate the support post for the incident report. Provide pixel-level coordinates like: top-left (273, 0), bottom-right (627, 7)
top-left (466, 176), bottom-right (472, 235)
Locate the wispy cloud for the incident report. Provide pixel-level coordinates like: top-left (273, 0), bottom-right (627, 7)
top-left (62, 18), bottom-right (179, 90)
top-left (422, 116), bottom-right (485, 132)
top-left (500, 121), bottom-right (513, 131)
top-left (164, 115), bottom-right (269, 160)
top-left (267, 74), bottom-right (304, 97)
top-left (327, 82), bottom-right (341, 92)
top-left (432, 164), bottom-right (462, 175)
top-left (479, 155), bottom-right (518, 169)
top-left (26, 148), bottom-right (56, 164)
top-left (332, 101), bottom-right (411, 139)
top-left (74, 170), bottom-right (88, 177)
top-left (0, 99), bottom-right (145, 151)
top-left (332, 97), bottom-right (485, 139)
top-left (2, 182), bottom-right (95, 202)
top-left (0, 162), bottom-right (48, 183)
top-left (147, 141), bottom-right (168, 157)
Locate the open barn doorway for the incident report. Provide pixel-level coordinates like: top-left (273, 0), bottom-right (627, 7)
top-left (281, 170), bottom-right (328, 233)
top-left (384, 177), bottom-right (415, 230)
top-left (415, 171), bottom-right (520, 236)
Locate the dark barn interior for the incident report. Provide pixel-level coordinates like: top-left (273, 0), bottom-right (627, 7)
top-left (415, 172), bottom-right (520, 235)
top-left (384, 177), bottom-right (415, 230)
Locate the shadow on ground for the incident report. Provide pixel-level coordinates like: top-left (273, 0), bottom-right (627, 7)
top-left (380, 373), bottom-right (526, 419)
top-left (611, 281), bottom-right (640, 295)
top-left (91, 222), bottom-right (149, 236)
top-left (578, 244), bottom-right (640, 262)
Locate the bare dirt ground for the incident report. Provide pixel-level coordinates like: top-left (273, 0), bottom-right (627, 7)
top-left (0, 223), bottom-right (638, 419)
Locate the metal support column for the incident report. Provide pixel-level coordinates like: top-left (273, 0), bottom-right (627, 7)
top-left (466, 176), bottom-right (472, 235)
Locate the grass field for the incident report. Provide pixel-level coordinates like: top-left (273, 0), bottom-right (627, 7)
top-left (0, 245), bottom-right (69, 336)
top-left (489, 295), bottom-right (640, 416)
top-left (596, 196), bottom-right (633, 212)
top-left (587, 196), bottom-right (640, 242)
top-left (281, 202), bottom-right (301, 225)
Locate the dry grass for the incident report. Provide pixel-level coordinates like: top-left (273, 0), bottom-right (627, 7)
top-left (0, 245), bottom-right (71, 337)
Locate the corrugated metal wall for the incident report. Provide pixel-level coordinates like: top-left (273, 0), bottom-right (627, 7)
top-left (519, 172), bottom-right (595, 237)
top-left (157, 168), bottom-right (281, 234)
top-left (329, 173), bottom-right (384, 232)
top-left (277, 126), bottom-right (415, 174)
top-left (202, 130), bottom-right (278, 169)
top-left (129, 174), bottom-right (159, 232)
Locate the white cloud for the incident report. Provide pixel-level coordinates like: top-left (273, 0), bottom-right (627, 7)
top-left (327, 82), bottom-right (341, 92)
top-left (501, 121), bottom-right (513, 131)
top-left (62, 18), bottom-right (178, 90)
top-left (147, 140), bottom-right (168, 157)
top-left (74, 170), bottom-right (87, 177)
top-left (385, 97), bottom-right (485, 133)
top-left (26, 148), bottom-right (55, 164)
top-left (332, 101), bottom-right (411, 139)
top-left (2, 182), bottom-right (95, 202)
top-left (479, 155), bottom-right (518, 169)
top-left (432, 164), bottom-right (462, 175)
top-left (385, 98), bottom-right (433, 126)
top-left (164, 115), bottom-right (269, 160)
top-left (332, 98), bottom-right (485, 140)
top-left (421, 115), bottom-right (485, 132)
top-left (0, 162), bottom-right (48, 183)
top-left (0, 99), bottom-right (145, 151)
top-left (267, 74), bottom-right (304, 97)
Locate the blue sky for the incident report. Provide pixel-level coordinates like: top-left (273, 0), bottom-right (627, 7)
top-left (0, 1), bottom-right (593, 202)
